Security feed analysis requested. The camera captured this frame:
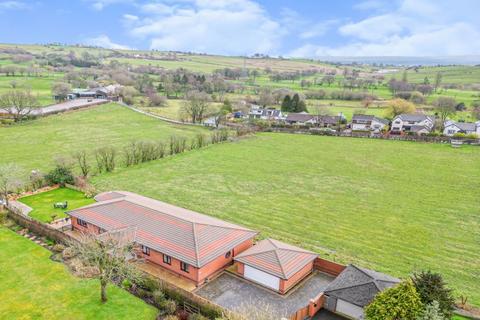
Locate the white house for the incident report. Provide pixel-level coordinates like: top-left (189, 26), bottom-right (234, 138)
top-left (390, 114), bottom-right (435, 135)
top-left (351, 114), bottom-right (389, 132)
top-left (443, 120), bottom-right (480, 136)
top-left (248, 105), bottom-right (284, 121)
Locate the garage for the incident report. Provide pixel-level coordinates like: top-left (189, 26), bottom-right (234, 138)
top-left (336, 299), bottom-right (364, 319)
top-left (244, 265), bottom-right (280, 291)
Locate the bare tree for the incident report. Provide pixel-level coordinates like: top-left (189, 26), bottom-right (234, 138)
top-left (52, 82), bottom-right (72, 101)
top-left (73, 150), bottom-right (90, 178)
top-left (68, 228), bottom-right (141, 303)
top-left (0, 163), bottom-right (23, 206)
top-left (0, 90), bottom-right (39, 122)
top-left (434, 97), bottom-right (457, 130)
top-left (181, 90), bottom-right (211, 123)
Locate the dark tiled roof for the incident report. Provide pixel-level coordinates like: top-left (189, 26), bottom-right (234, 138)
top-left (324, 265), bottom-right (399, 307)
top-left (409, 125), bottom-right (430, 132)
top-left (318, 115), bottom-right (342, 124)
top-left (286, 113), bottom-right (314, 122)
top-left (397, 114), bottom-right (434, 122)
top-left (352, 114), bottom-right (374, 121)
top-left (448, 121), bottom-right (477, 132)
top-left (234, 238), bottom-right (318, 279)
top-left (67, 191), bottom-right (257, 268)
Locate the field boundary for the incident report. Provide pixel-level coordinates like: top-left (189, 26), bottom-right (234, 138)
top-left (117, 102), bottom-right (203, 126)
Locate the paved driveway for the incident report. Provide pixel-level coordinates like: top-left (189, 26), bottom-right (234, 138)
top-left (195, 271), bottom-right (334, 318)
top-left (312, 309), bottom-right (349, 320)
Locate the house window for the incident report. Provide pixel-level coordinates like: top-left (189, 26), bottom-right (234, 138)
top-left (180, 261), bottom-right (189, 273)
top-left (77, 218), bottom-right (88, 227)
top-left (163, 254), bottom-right (171, 265)
top-left (225, 251), bottom-right (232, 259)
top-left (448, 130), bottom-right (456, 134)
top-left (142, 245), bottom-right (150, 256)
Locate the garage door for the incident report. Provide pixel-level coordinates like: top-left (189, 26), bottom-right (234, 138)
top-left (336, 299), bottom-right (364, 319)
top-left (244, 265), bottom-right (280, 291)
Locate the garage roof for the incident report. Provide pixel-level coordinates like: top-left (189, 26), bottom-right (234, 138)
top-left (234, 238), bottom-right (318, 279)
top-left (324, 264), bottom-right (400, 307)
top-left (67, 191), bottom-right (258, 268)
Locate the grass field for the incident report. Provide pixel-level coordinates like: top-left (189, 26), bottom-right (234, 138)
top-left (91, 133), bottom-right (480, 306)
top-left (0, 226), bottom-right (158, 320)
top-left (18, 188), bottom-right (95, 223)
top-left (0, 74), bottom-right (61, 106)
top-left (0, 103), bottom-right (207, 171)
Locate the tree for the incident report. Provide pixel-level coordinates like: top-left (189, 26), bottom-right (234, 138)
top-left (251, 69), bottom-right (260, 83)
top-left (434, 72), bottom-right (442, 92)
top-left (0, 90), bottom-right (39, 122)
top-left (281, 94), bottom-right (292, 112)
top-left (258, 88), bottom-right (274, 107)
top-left (433, 97), bottom-right (457, 129)
top-left (365, 280), bottom-right (423, 320)
top-left (180, 90), bottom-right (211, 123)
top-left (68, 229), bottom-right (141, 303)
top-left (52, 82), bottom-right (72, 101)
top-left (385, 98), bottom-right (416, 118)
top-left (472, 106), bottom-right (480, 120)
top-left (73, 150), bottom-right (90, 178)
top-left (45, 163), bottom-right (75, 186)
top-left (412, 271), bottom-right (455, 319)
top-left (0, 163), bottom-right (23, 206)
top-left (291, 93), bottom-right (307, 112)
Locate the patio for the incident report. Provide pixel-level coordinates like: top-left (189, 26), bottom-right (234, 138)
top-left (135, 261), bottom-right (197, 292)
top-left (195, 271), bottom-right (334, 318)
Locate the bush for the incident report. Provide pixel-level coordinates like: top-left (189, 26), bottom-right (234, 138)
top-left (169, 136), bottom-right (187, 155)
top-left (45, 165), bottom-right (74, 186)
top-left (417, 301), bottom-right (446, 320)
top-left (412, 271), bottom-right (455, 319)
top-left (365, 280), bottom-right (423, 320)
top-left (162, 299), bottom-right (177, 315)
top-left (466, 133), bottom-right (478, 139)
top-left (152, 290), bottom-right (166, 306)
top-left (52, 244), bottom-right (65, 253)
top-left (122, 278), bottom-right (132, 290)
top-left (162, 316), bottom-right (179, 320)
top-left (453, 132), bottom-right (466, 138)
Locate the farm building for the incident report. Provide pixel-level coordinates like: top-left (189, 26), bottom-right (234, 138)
top-left (323, 264), bottom-right (400, 319)
top-left (234, 238), bottom-right (318, 294)
top-left (66, 191), bottom-right (257, 286)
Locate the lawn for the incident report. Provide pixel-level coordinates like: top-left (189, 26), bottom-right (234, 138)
top-left (18, 187), bottom-right (95, 223)
top-left (0, 103), bottom-right (208, 172)
top-left (0, 226), bottom-right (158, 320)
top-left (92, 133), bottom-right (480, 306)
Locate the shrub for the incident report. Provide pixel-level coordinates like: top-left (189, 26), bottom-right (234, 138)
top-left (162, 299), bottom-right (177, 315)
top-left (466, 133), bottom-right (478, 139)
top-left (162, 316), bottom-right (179, 320)
top-left (152, 290), bottom-right (166, 306)
top-left (45, 165), bottom-right (74, 186)
top-left (365, 280), bottom-right (423, 320)
top-left (417, 301), bottom-right (446, 320)
top-left (412, 271), bottom-right (455, 318)
top-left (62, 247), bottom-right (75, 260)
top-left (122, 278), bottom-right (132, 290)
top-left (453, 132), bottom-right (466, 138)
top-left (94, 147), bottom-right (116, 173)
top-left (169, 136), bottom-right (187, 155)
top-left (136, 287), bottom-right (152, 299)
top-left (52, 244), bottom-right (65, 253)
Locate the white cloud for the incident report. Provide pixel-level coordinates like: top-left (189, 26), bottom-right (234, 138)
top-left (300, 20), bottom-right (339, 40)
top-left (84, 0), bottom-right (131, 11)
top-left (129, 0), bottom-right (284, 55)
top-left (0, 1), bottom-right (27, 10)
top-left (84, 35), bottom-right (132, 50)
top-left (291, 0), bottom-right (480, 57)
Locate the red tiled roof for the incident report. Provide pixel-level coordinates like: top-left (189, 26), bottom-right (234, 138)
top-left (234, 238), bottom-right (318, 279)
top-left (67, 191), bottom-right (257, 268)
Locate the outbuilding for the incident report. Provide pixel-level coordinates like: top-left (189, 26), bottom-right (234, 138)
top-left (234, 238), bottom-right (318, 294)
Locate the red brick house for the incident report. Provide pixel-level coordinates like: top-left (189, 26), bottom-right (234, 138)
top-left (67, 191), bottom-right (257, 286)
top-left (234, 238), bottom-right (318, 294)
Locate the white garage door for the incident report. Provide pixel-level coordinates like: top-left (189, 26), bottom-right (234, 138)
top-left (244, 265), bottom-right (280, 291)
top-left (336, 299), bottom-right (364, 319)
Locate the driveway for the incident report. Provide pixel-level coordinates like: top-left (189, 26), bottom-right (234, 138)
top-left (312, 309), bottom-right (349, 320)
top-left (0, 98), bottom-right (108, 117)
top-left (195, 271), bottom-right (334, 318)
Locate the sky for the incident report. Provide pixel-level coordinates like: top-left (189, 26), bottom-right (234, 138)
top-left (0, 0), bottom-right (479, 57)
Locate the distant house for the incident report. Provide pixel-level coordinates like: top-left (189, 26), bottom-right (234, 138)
top-left (67, 85), bottom-right (122, 101)
top-left (323, 265), bottom-right (400, 319)
top-left (443, 120), bottom-right (480, 136)
top-left (390, 114), bottom-right (435, 135)
top-left (351, 114), bottom-right (389, 132)
top-left (67, 191), bottom-right (257, 286)
top-left (203, 116), bottom-right (218, 127)
top-left (285, 112), bottom-right (317, 125)
top-left (234, 238), bottom-right (318, 294)
top-left (318, 115), bottom-right (345, 128)
top-left (248, 105), bottom-right (284, 121)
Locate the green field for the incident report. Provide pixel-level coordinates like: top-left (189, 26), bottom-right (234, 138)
top-left (0, 226), bottom-right (157, 320)
top-left (0, 103), bottom-right (207, 171)
top-left (91, 133), bottom-right (480, 306)
top-left (18, 187), bottom-right (95, 223)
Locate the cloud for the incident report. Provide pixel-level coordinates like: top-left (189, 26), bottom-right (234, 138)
top-left (129, 0), bottom-right (284, 55)
top-left (0, 1), bottom-right (27, 10)
top-left (290, 0), bottom-right (480, 57)
top-left (84, 35), bottom-right (132, 50)
top-left (84, 0), bottom-right (131, 11)
top-left (300, 20), bottom-right (339, 40)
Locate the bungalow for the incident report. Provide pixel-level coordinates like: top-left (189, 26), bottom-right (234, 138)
top-left (390, 114), bottom-right (435, 135)
top-left (351, 114), bottom-right (389, 132)
top-left (285, 112), bottom-right (317, 125)
top-left (443, 120), bottom-right (480, 136)
top-left (248, 105), bottom-right (284, 121)
top-left (323, 265), bottom-right (400, 320)
top-left (66, 191), bottom-right (257, 286)
top-left (318, 115), bottom-right (345, 128)
top-left (234, 238), bottom-right (318, 294)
